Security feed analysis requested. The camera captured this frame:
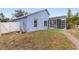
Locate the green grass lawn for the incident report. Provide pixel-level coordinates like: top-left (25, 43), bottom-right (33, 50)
top-left (0, 29), bottom-right (76, 50)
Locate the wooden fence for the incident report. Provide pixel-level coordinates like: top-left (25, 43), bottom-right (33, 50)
top-left (0, 22), bottom-right (20, 34)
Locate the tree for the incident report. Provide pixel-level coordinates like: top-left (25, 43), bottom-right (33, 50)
top-left (67, 9), bottom-right (73, 28)
top-left (67, 12), bottom-right (79, 28)
top-left (0, 13), bottom-right (9, 22)
top-left (75, 12), bottom-right (79, 17)
top-left (0, 13), bottom-right (5, 22)
top-left (1, 18), bottom-right (9, 22)
top-left (13, 9), bottom-right (28, 18)
top-left (73, 13), bottom-right (79, 25)
top-left (67, 9), bottom-right (73, 20)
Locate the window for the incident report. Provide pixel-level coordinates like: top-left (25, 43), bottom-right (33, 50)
top-left (44, 21), bottom-right (47, 26)
top-left (34, 20), bottom-right (37, 27)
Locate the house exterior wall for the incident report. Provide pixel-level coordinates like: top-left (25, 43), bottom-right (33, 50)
top-left (15, 10), bottom-right (49, 32)
top-left (14, 17), bottom-right (27, 32)
top-left (26, 10), bottom-right (49, 32)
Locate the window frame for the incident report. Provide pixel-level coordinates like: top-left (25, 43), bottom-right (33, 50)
top-left (34, 20), bottom-right (37, 27)
top-left (44, 21), bottom-right (48, 27)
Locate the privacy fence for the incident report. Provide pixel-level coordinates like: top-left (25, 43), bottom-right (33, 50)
top-left (0, 22), bottom-right (20, 34)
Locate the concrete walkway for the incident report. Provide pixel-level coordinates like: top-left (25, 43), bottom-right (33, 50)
top-left (62, 31), bottom-right (79, 49)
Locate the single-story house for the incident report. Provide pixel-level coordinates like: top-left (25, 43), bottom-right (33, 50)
top-left (0, 9), bottom-right (68, 35)
top-left (49, 16), bottom-right (67, 29)
top-left (12, 9), bottom-right (67, 33)
top-left (12, 9), bottom-right (50, 32)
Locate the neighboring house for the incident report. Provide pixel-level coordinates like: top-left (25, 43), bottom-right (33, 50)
top-left (49, 16), bottom-right (67, 29)
top-left (12, 9), bottom-right (50, 32)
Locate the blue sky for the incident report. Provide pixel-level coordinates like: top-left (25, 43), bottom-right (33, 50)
top-left (0, 8), bottom-right (79, 18)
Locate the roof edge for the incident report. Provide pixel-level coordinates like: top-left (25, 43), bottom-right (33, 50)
top-left (12, 9), bottom-right (50, 21)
